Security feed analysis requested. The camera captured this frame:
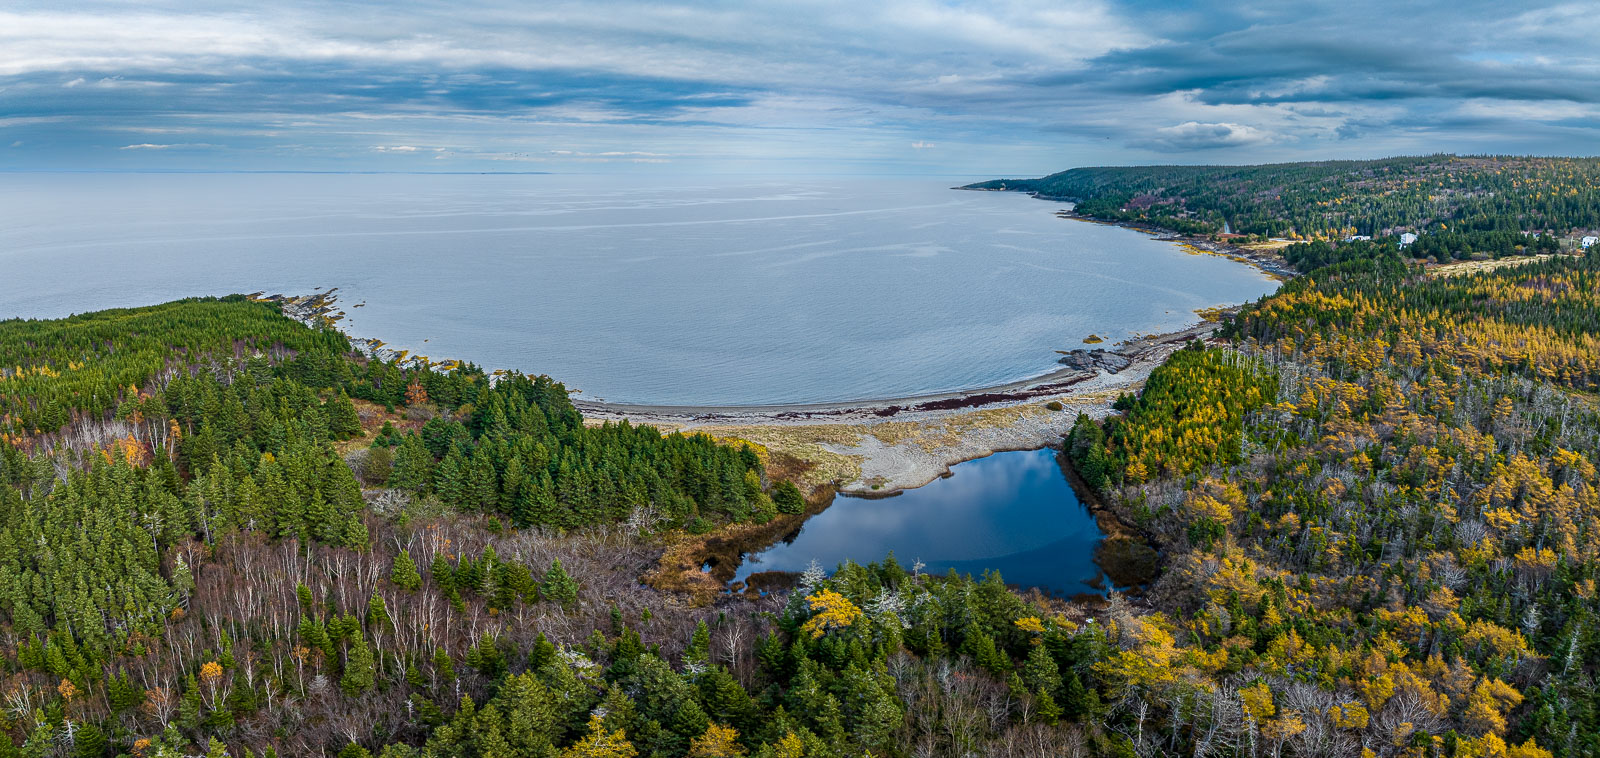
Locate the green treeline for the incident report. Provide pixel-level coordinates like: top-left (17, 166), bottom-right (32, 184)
top-left (362, 382), bottom-right (768, 531)
top-left (969, 155), bottom-right (1600, 269)
top-left (0, 297), bottom-right (766, 659)
top-left (0, 296), bottom-right (346, 437)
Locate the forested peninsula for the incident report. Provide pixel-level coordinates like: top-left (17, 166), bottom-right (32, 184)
top-left (3, 156), bottom-right (1600, 757)
top-left (965, 155), bottom-right (1594, 271)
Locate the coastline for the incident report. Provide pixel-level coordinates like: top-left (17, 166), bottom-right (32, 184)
top-left (575, 199), bottom-right (1295, 499)
top-left (1050, 208), bottom-right (1299, 280)
top-left (252, 209), bottom-right (1288, 602)
top-left (572, 320), bottom-right (1213, 425)
top-left (264, 196), bottom-right (1288, 502)
top-left (576, 319), bottom-right (1225, 498)
top-left (957, 185), bottom-right (1300, 281)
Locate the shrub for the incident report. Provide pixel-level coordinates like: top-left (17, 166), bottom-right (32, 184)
top-left (772, 480), bottom-right (806, 515)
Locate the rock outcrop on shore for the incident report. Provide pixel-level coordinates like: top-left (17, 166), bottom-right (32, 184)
top-left (1057, 348), bottom-right (1133, 374)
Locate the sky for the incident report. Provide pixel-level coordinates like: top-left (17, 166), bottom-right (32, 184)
top-left (3, 0), bottom-right (1599, 175)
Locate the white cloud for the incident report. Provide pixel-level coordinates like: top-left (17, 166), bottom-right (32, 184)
top-left (0, 2), bottom-right (1142, 91)
top-left (542, 148), bottom-right (671, 162)
top-left (118, 142), bottom-right (216, 150)
top-left (3, 0), bottom-right (1599, 170)
top-left (0, 116), bottom-right (68, 128)
top-left (1134, 121), bottom-right (1276, 151)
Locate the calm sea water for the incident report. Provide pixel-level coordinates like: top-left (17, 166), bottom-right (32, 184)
top-left (0, 173), bottom-right (1276, 405)
top-left (733, 448), bottom-right (1106, 596)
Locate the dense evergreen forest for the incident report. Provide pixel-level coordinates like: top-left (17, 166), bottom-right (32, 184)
top-left (966, 155), bottom-right (1598, 271)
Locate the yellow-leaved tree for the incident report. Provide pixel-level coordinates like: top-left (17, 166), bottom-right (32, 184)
top-left (561, 715), bottom-right (638, 758)
top-left (801, 589), bottom-right (861, 639)
top-left (689, 724), bottom-right (747, 757)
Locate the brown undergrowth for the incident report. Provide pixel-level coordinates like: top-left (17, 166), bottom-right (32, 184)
top-left (643, 467), bottom-right (838, 606)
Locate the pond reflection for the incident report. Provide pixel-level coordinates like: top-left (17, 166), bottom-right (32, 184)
top-left (733, 448), bottom-right (1107, 596)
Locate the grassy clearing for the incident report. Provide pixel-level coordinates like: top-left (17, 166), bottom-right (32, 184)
top-left (687, 424), bottom-right (864, 490)
top-left (1237, 239), bottom-right (1296, 251)
top-left (1426, 253), bottom-right (1561, 278)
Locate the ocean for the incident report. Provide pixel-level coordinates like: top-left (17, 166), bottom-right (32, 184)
top-left (0, 172), bottom-right (1276, 405)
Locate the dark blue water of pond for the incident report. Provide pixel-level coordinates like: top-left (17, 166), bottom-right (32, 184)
top-left (732, 448), bottom-right (1108, 597)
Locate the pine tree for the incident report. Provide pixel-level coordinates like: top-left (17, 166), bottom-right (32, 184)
top-left (466, 632), bottom-right (505, 678)
top-left (1035, 688), bottom-right (1063, 725)
top-left (178, 674), bottom-right (203, 730)
top-left (391, 433), bottom-right (434, 492)
top-left (513, 475), bottom-right (560, 528)
top-left (433, 647), bottom-right (456, 682)
top-left (341, 633), bottom-right (376, 695)
top-left (298, 615), bottom-right (334, 658)
top-left (431, 553), bottom-right (456, 594)
top-left (685, 620), bottom-right (711, 665)
top-left (1061, 670), bottom-right (1094, 721)
top-left (466, 446), bottom-right (498, 512)
top-left (434, 449), bottom-right (467, 507)
top-left (499, 455), bottom-right (526, 514)
top-left (1022, 644), bottom-right (1063, 699)
top-left (327, 391), bottom-right (363, 439)
top-left (367, 593), bottom-right (392, 631)
top-left (543, 559), bottom-right (579, 608)
top-left (108, 669), bottom-right (145, 714)
top-left (390, 549), bottom-right (423, 591)
top-left (772, 480), bottom-right (805, 515)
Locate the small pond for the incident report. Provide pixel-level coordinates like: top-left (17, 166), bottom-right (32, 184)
top-left (733, 448), bottom-right (1112, 597)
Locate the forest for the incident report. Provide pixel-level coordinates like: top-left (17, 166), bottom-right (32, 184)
top-left (7, 203), bottom-right (1600, 755)
top-left (1063, 250), bottom-right (1600, 758)
top-left (0, 295), bottom-right (1148, 757)
top-left (966, 155), bottom-right (1600, 269)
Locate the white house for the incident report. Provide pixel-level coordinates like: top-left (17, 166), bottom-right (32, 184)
top-left (1399, 232), bottom-right (1418, 247)
top-left (1582, 236), bottom-right (1598, 249)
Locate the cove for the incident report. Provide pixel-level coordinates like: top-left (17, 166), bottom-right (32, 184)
top-left (0, 173), bottom-right (1277, 406)
top-left (733, 448), bottom-right (1109, 597)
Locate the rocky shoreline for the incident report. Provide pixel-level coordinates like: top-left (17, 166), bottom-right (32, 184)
top-left (259, 206), bottom-right (1281, 503)
top-left (1045, 208), bottom-right (1299, 280)
top-left (574, 319), bottom-right (1227, 498)
top-left (573, 320), bottom-right (1217, 430)
top-left (957, 184), bottom-right (1300, 280)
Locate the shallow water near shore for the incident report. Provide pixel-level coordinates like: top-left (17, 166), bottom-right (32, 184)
top-left (0, 173), bottom-right (1275, 405)
top-left (733, 448), bottom-right (1107, 597)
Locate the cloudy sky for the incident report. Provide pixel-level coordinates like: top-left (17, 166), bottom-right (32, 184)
top-left (3, 0), bottom-right (1597, 174)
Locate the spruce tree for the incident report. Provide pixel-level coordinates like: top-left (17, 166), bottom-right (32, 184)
top-left (341, 633), bottom-right (376, 695)
top-left (367, 594), bottom-right (392, 631)
top-left (772, 480), bottom-right (805, 515)
top-left (391, 434), bottom-right (434, 492)
top-left (327, 391), bottom-right (363, 439)
top-left (390, 549), bottom-right (423, 591)
top-left (543, 559), bottom-right (579, 608)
